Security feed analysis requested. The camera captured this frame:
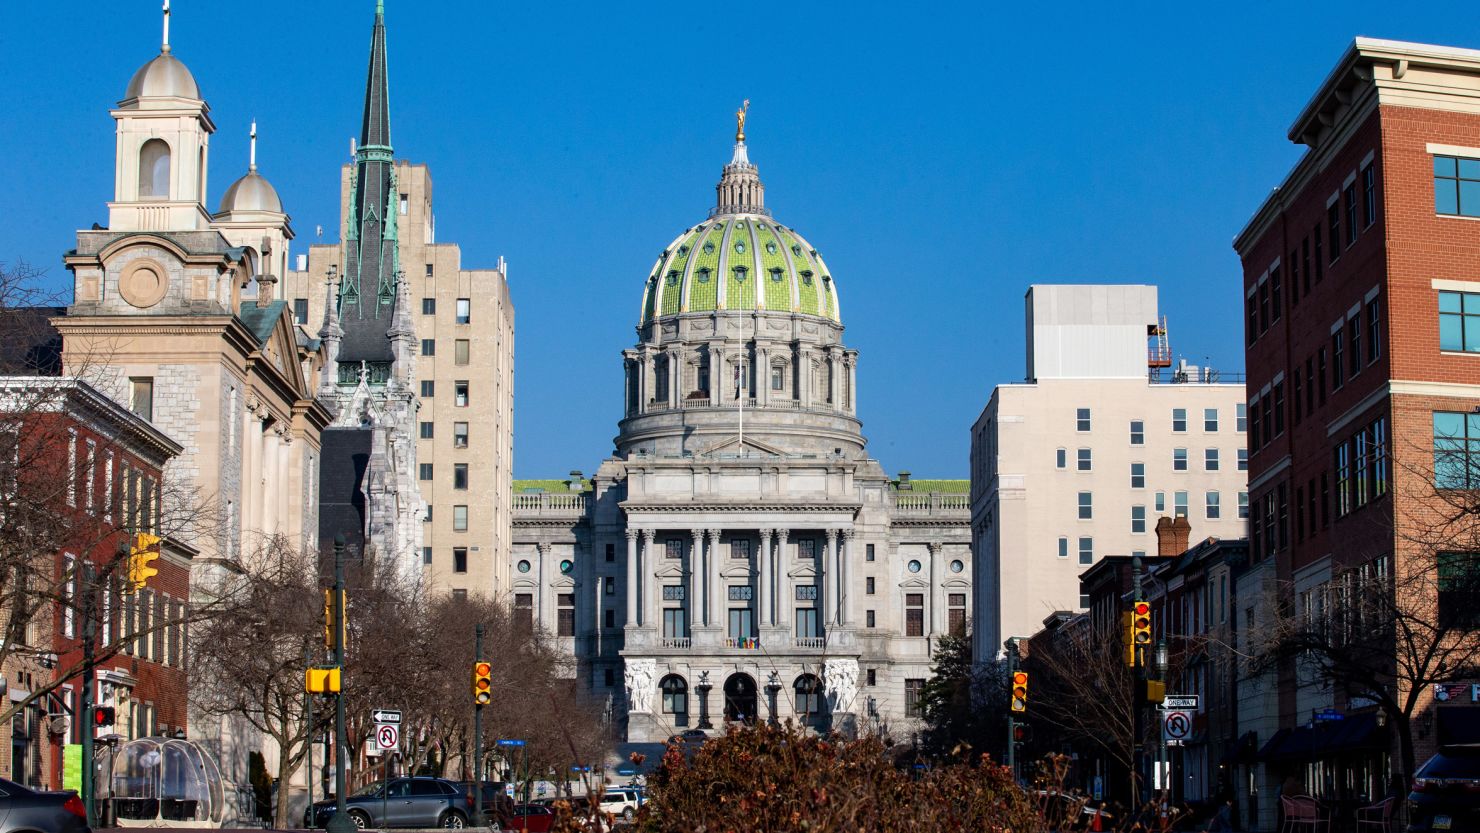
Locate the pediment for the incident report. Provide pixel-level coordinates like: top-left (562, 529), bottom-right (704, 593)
top-left (899, 577), bottom-right (929, 589)
top-left (654, 563), bottom-right (686, 579)
top-left (787, 564), bottom-right (818, 579)
top-left (551, 575), bottom-right (577, 589)
top-left (513, 577), bottom-right (540, 589)
top-left (720, 563), bottom-right (754, 579)
top-left (942, 577), bottom-right (971, 589)
top-left (696, 434), bottom-right (787, 457)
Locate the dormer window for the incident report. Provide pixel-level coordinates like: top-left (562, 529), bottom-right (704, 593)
top-left (770, 268), bottom-right (784, 282)
top-left (679, 245), bottom-right (690, 256)
top-left (766, 242), bottom-right (778, 254)
top-left (792, 244), bottom-right (803, 257)
top-left (733, 266), bottom-right (748, 283)
top-left (734, 241), bottom-right (747, 254)
top-left (703, 242), bottom-right (715, 255)
top-left (800, 270), bottom-right (814, 286)
top-left (666, 271), bottom-right (680, 286)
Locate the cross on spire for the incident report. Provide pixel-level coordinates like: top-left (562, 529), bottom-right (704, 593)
top-left (249, 120), bottom-right (257, 171)
top-left (161, 0), bottom-right (171, 54)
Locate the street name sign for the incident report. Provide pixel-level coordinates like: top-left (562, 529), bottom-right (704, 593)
top-left (496, 738), bottom-right (526, 747)
top-left (1161, 695), bottom-right (1198, 710)
top-left (371, 709), bottom-right (402, 724)
top-left (375, 723), bottom-right (399, 751)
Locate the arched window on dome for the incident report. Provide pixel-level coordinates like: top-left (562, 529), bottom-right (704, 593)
top-left (139, 139), bottom-right (171, 199)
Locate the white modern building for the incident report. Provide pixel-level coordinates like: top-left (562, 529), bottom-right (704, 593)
top-left (969, 285), bottom-right (1249, 663)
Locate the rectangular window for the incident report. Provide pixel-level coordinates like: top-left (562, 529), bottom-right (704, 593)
top-left (1367, 299), bottom-right (1381, 363)
top-left (418, 463), bottom-right (433, 481)
top-left (905, 679), bottom-right (925, 718)
top-left (1130, 462), bottom-right (1145, 488)
top-left (1434, 411), bottom-right (1480, 489)
top-left (906, 593), bottom-right (924, 637)
top-left (662, 607), bottom-right (685, 639)
top-left (453, 505), bottom-right (468, 531)
top-left (1206, 491), bottom-right (1221, 520)
top-left (455, 381), bottom-right (469, 406)
top-left (1328, 202), bottom-right (1340, 262)
top-left (771, 367), bottom-right (784, 390)
top-left (1294, 372), bottom-right (1304, 424)
top-left (1055, 448), bottom-right (1067, 469)
top-left (1078, 537), bottom-right (1094, 565)
top-left (1236, 404), bottom-right (1247, 433)
top-left (453, 548), bottom-right (468, 573)
top-left (1238, 491), bottom-right (1249, 519)
top-left (1438, 552), bottom-right (1480, 628)
top-left (129, 377), bottom-right (154, 422)
top-left (1204, 408), bottom-right (1218, 432)
top-left (1077, 448), bottom-right (1092, 471)
top-left (730, 539), bottom-right (751, 560)
top-left (422, 298), bottom-right (436, 315)
top-left (1372, 417), bottom-right (1389, 498)
top-left (1273, 382), bottom-right (1285, 436)
top-left (422, 546), bottom-right (432, 565)
top-left (1290, 248), bottom-right (1302, 305)
top-left (1331, 331), bottom-right (1344, 390)
top-left (795, 584), bottom-right (819, 601)
top-left (1315, 223), bottom-right (1324, 279)
top-left (456, 298), bottom-right (471, 324)
top-left (948, 594), bottom-right (967, 636)
top-left (1246, 293), bottom-right (1258, 345)
top-left (454, 422), bottom-right (469, 448)
top-left (1317, 349), bottom-right (1328, 404)
top-left (795, 607), bottom-right (820, 638)
top-left (419, 421), bottom-right (434, 439)
top-left (866, 577), bottom-right (875, 595)
top-left (1131, 506), bottom-right (1146, 534)
top-left (1076, 408), bottom-right (1091, 432)
top-left (1172, 408), bottom-right (1187, 433)
top-left (666, 539), bottom-right (684, 559)
top-left (1155, 492), bottom-right (1165, 513)
top-left (1175, 491), bottom-right (1189, 518)
top-left (866, 609), bottom-right (876, 628)
top-left (604, 576), bottom-right (615, 595)
top-left (1078, 491), bottom-right (1092, 520)
top-left (1259, 280), bottom-right (1270, 333)
top-left (421, 339), bottom-right (435, 357)
top-left (454, 339), bottom-right (470, 365)
top-left (1345, 183), bottom-right (1358, 246)
top-left (1348, 318), bottom-right (1362, 380)
top-left (1303, 236), bottom-right (1313, 292)
top-left (293, 298), bottom-right (308, 325)
top-left (1057, 537), bottom-right (1069, 558)
top-left (799, 539), bottom-right (816, 559)
top-left (1130, 420), bottom-right (1145, 445)
top-left (1173, 448), bottom-right (1188, 471)
top-left (420, 380), bottom-right (435, 397)
top-left (1238, 448), bottom-right (1248, 471)
top-left (1205, 448), bottom-right (1220, 471)
top-left (727, 585), bottom-right (754, 603)
top-left (604, 609), bottom-right (615, 628)
top-left (1363, 165), bottom-right (1376, 227)
top-left (399, 193), bottom-right (409, 215)
top-left (1335, 442), bottom-right (1352, 517)
top-left (426, 263), bottom-right (434, 277)
top-left (605, 543), bottom-right (615, 563)
top-left (453, 463), bottom-right (468, 490)
top-left (866, 543), bottom-right (876, 562)
top-left (1439, 291), bottom-right (1480, 353)
top-left (514, 594), bottom-right (533, 630)
top-left (1271, 266), bottom-right (1283, 322)
top-left (1434, 155), bottom-right (1480, 217)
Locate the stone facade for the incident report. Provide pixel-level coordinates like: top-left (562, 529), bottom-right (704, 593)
top-left (513, 131), bottom-right (969, 742)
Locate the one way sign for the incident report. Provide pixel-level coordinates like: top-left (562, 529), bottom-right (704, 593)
top-left (371, 709), bottom-right (402, 724)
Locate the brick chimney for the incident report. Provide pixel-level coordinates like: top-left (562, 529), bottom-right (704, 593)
top-left (1155, 515), bottom-right (1192, 556)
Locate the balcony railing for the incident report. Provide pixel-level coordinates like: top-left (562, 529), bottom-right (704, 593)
top-left (794, 637), bottom-right (826, 649)
top-left (661, 637), bottom-right (691, 649)
top-left (512, 492), bottom-right (590, 515)
top-left (891, 492), bottom-right (970, 515)
top-left (724, 637), bottom-right (761, 650)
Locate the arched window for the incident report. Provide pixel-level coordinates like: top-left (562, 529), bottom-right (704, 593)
top-left (795, 674), bottom-right (822, 718)
top-left (197, 146), bottom-right (206, 202)
top-left (139, 139), bottom-right (171, 198)
top-left (660, 675), bottom-right (688, 716)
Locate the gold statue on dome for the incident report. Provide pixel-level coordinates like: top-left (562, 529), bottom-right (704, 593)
top-left (736, 99), bottom-right (750, 142)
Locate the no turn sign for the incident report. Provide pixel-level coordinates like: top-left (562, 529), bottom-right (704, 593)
top-left (1163, 710), bottom-right (1191, 742)
top-left (375, 722), bottom-right (399, 752)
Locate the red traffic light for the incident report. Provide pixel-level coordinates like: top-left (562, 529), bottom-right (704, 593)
top-left (1133, 601), bottom-right (1150, 616)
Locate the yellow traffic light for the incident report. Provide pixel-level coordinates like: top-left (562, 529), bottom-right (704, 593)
top-left (1122, 610), bottom-right (1136, 667)
top-left (126, 533), bottom-right (161, 594)
top-left (323, 590), bottom-right (347, 649)
top-left (1132, 600), bottom-right (1153, 662)
top-left (305, 667), bottom-right (341, 693)
top-left (473, 661), bottom-right (492, 705)
top-left (1010, 670), bottom-right (1029, 713)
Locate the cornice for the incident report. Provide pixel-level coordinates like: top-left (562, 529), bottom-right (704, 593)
top-left (621, 500), bottom-right (862, 514)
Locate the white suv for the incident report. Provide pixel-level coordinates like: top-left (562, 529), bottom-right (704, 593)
top-left (596, 788), bottom-right (640, 822)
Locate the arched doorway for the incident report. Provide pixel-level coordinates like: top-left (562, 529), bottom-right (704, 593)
top-left (723, 673), bottom-right (757, 724)
top-left (794, 674), bottom-right (825, 728)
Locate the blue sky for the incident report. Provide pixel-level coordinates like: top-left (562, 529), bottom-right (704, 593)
top-left (4, 1), bottom-right (1479, 478)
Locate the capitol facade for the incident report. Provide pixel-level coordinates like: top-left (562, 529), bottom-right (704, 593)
top-left (512, 115), bottom-right (971, 743)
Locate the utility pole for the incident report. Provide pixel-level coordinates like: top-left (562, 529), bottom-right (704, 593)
top-left (326, 536), bottom-right (355, 833)
top-left (473, 623), bottom-right (484, 826)
top-left (80, 550), bottom-right (108, 828)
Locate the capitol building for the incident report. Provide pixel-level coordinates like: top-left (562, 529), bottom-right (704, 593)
top-left (512, 113), bottom-right (971, 742)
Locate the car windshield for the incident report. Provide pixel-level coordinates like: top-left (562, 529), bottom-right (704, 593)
top-left (1420, 749), bottom-right (1480, 778)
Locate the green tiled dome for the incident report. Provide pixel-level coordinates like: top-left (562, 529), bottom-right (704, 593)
top-left (639, 215), bottom-right (840, 325)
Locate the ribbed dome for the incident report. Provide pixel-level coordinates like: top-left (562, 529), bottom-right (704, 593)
top-left (639, 216), bottom-right (840, 325)
top-left (124, 52), bottom-right (200, 101)
top-left (218, 170), bottom-right (283, 214)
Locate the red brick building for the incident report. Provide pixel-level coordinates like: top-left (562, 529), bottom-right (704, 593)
top-left (0, 378), bottom-right (188, 790)
top-left (1234, 37), bottom-right (1480, 801)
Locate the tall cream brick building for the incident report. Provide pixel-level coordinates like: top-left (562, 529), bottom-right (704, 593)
top-left (283, 4), bottom-right (514, 597)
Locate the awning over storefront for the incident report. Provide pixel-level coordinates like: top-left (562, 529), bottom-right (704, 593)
top-left (1221, 731), bottom-right (1259, 765)
top-left (1437, 706), bottom-right (1480, 746)
top-left (1257, 713), bottom-right (1387, 762)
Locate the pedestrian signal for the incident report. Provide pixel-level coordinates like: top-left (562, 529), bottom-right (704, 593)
top-left (473, 661), bottom-right (492, 705)
top-left (1010, 671), bottom-right (1029, 712)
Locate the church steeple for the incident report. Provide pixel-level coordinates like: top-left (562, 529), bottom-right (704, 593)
top-left (337, 0), bottom-right (399, 367)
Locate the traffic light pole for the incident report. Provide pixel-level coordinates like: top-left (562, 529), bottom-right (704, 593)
top-left (326, 536), bottom-right (355, 833)
top-left (1130, 555), bottom-right (1145, 806)
top-left (80, 554), bottom-right (102, 828)
top-left (1004, 638), bottom-right (1017, 781)
top-left (473, 623), bottom-right (484, 826)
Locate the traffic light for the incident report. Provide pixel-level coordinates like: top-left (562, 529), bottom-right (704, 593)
top-left (1012, 723), bottom-right (1033, 744)
top-left (1010, 670), bottom-right (1029, 713)
top-left (126, 533), bottom-right (161, 594)
top-left (305, 667), bottom-right (341, 694)
top-left (323, 590), bottom-right (347, 649)
top-left (1144, 679), bottom-right (1166, 704)
top-left (1131, 600), bottom-right (1153, 664)
top-left (1122, 610), bottom-right (1136, 667)
top-left (93, 706), bottom-right (115, 728)
top-left (473, 661), bottom-right (492, 705)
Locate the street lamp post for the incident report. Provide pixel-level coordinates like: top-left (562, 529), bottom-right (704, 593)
top-left (1155, 638), bottom-right (1169, 803)
top-left (326, 536), bottom-right (355, 833)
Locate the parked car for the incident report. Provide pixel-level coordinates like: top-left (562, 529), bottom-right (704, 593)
top-left (452, 781), bottom-right (511, 825)
top-left (1408, 746), bottom-right (1480, 832)
top-left (304, 776), bottom-right (473, 829)
top-left (596, 787), bottom-right (640, 822)
top-left (503, 803), bottom-right (554, 832)
top-left (0, 778), bottom-right (89, 833)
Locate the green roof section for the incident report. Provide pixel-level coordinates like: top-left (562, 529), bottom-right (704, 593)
top-left (657, 228), bottom-right (699, 317)
top-left (756, 223), bottom-right (792, 311)
top-left (892, 479), bottom-right (970, 493)
top-left (723, 220), bottom-right (756, 310)
top-left (238, 300), bottom-right (288, 345)
top-left (687, 224), bottom-right (724, 312)
top-left (780, 228), bottom-right (821, 316)
top-left (514, 478), bottom-right (592, 493)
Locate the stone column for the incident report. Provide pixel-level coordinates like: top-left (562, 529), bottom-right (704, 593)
top-left (827, 348), bottom-right (840, 408)
top-left (642, 530), bottom-right (659, 628)
top-left (636, 352), bottom-right (650, 414)
top-left (798, 349), bottom-right (811, 407)
top-left (536, 542), bottom-right (549, 628)
top-left (840, 529), bottom-right (854, 626)
top-left (709, 346), bottom-right (724, 407)
top-left (625, 530), bottom-right (639, 626)
top-left (847, 353), bottom-right (858, 415)
top-left (776, 529), bottom-right (792, 635)
top-left (670, 349), bottom-right (682, 408)
top-left (691, 529), bottom-right (705, 628)
top-left (928, 541), bottom-right (943, 637)
top-left (757, 346), bottom-right (770, 407)
top-left (822, 529), bottom-right (837, 626)
top-left (759, 529), bottom-right (774, 626)
top-left (707, 529), bottom-right (724, 633)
